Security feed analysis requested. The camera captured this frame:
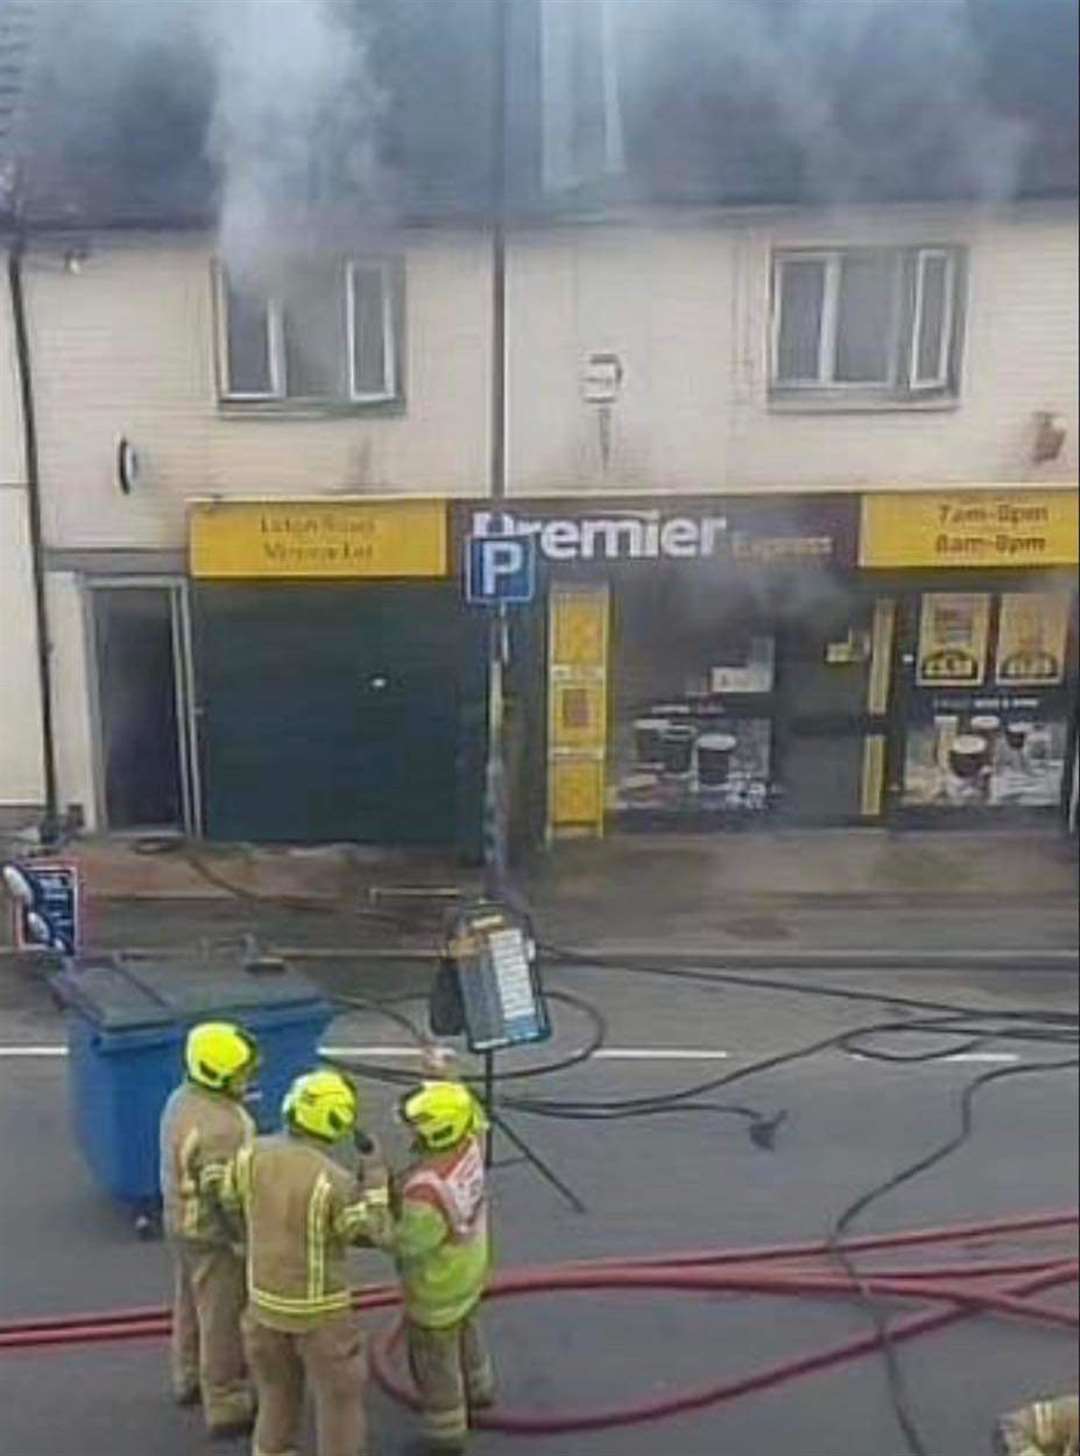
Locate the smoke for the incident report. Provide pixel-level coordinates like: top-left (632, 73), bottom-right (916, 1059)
top-left (20, 0), bottom-right (389, 270)
top-left (13, 0), bottom-right (1072, 233)
top-left (615, 0), bottom-right (1035, 205)
top-left (18, 0), bottom-right (214, 218)
top-left (205, 0), bottom-right (388, 280)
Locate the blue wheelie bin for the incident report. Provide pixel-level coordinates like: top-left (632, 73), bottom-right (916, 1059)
top-left (51, 953), bottom-right (335, 1233)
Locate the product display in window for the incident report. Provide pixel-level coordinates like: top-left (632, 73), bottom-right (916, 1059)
top-left (611, 704), bottom-right (773, 816)
top-left (902, 694), bottom-right (1068, 809)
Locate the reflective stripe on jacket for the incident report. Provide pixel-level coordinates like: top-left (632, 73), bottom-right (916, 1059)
top-left (999, 1397), bottom-right (1079, 1456)
top-left (395, 1136), bottom-right (490, 1330)
top-left (205, 1133), bottom-right (390, 1332)
top-left (159, 1083), bottom-right (254, 1244)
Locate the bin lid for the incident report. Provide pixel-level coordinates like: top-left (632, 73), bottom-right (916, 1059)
top-left (51, 953), bottom-right (329, 1032)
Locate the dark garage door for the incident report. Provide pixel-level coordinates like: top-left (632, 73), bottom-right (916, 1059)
top-left (193, 584), bottom-right (486, 849)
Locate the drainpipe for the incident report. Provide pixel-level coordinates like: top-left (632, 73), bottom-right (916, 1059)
top-left (483, 0), bottom-right (510, 891)
top-left (7, 232), bottom-right (60, 844)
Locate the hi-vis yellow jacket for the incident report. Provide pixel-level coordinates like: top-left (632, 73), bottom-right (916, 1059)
top-left (998, 1396), bottom-right (1079, 1456)
top-left (159, 1083), bottom-right (255, 1244)
top-left (203, 1133), bottom-right (391, 1332)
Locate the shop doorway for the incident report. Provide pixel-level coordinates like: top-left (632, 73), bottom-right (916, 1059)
top-left (771, 595), bottom-right (884, 824)
top-left (603, 574), bottom-right (881, 829)
top-left (604, 572), bottom-right (780, 829)
top-left (90, 582), bottom-right (200, 834)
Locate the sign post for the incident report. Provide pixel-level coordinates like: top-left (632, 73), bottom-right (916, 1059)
top-left (464, 532), bottom-right (536, 895)
top-left (433, 899), bottom-right (583, 1211)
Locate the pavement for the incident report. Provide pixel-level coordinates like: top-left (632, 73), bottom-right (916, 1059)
top-left (526, 829), bottom-right (1080, 957)
top-left (2, 827), bottom-right (1077, 964)
top-left (0, 949), bottom-right (1077, 1455)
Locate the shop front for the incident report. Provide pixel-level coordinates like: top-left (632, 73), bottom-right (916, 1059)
top-left (457, 495), bottom-right (880, 840)
top-left (188, 498), bottom-right (487, 851)
top-left (859, 489), bottom-right (1079, 827)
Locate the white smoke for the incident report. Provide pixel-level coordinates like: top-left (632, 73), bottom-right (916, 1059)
top-left (20, 0), bottom-right (1059, 236)
top-left (206, 0), bottom-right (388, 279)
top-left (23, 0), bottom-right (388, 268)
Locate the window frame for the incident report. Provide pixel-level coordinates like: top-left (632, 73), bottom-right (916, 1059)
top-left (214, 264), bottom-right (286, 402)
top-left (769, 244), bottom-right (963, 404)
top-left (909, 247), bottom-right (956, 393)
top-left (214, 258), bottom-right (401, 410)
top-left (345, 260), bottom-right (397, 405)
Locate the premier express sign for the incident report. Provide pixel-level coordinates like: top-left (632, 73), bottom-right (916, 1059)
top-left (465, 496), bottom-right (858, 569)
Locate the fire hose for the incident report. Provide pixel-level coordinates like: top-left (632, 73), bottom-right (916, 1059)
top-left (1, 1211), bottom-right (1076, 1439)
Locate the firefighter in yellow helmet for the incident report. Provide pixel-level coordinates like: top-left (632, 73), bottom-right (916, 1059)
top-left (995, 1395), bottom-right (1079, 1455)
top-left (203, 1068), bottom-right (392, 1456)
top-left (391, 1076), bottom-right (495, 1453)
top-left (159, 1020), bottom-right (258, 1436)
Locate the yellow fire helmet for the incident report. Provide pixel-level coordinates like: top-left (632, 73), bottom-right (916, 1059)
top-left (283, 1069), bottom-right (359, 1144)
top-left (401, 1080), bottom-right (488, 1153)
top-left (185, 1021), bottom-right (258, 1095)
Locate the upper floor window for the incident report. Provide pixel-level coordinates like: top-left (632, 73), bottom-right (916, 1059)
top-left (215, 259), bottom-right (401, 409)
top-left (541, 0), bottom-right (625, 193)
top-left (770, 246), bottom-right (964, 405)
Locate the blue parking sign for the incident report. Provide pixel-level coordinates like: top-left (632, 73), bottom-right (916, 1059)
top-left (465, 533), bottom-right (536, 605)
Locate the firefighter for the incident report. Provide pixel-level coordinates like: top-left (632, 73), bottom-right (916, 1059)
top-left (393, 1077), bottom-right (496, 1454)
top-left (204, 1068), bottom-right (391, 1456)
top-left (159, 1020), bottom-right (258, 1436)
top-left (995, 1396), bottom-right (1079, 1455)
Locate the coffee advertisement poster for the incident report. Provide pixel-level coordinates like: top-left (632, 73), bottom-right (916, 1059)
top-left (901, 693), bottom-right (1069, 810)
top-left (995, 593), bottom-right (1071, 687)
top-left (916, 594), bottom-right (991, 688)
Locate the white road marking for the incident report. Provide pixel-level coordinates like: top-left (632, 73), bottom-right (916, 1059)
top-left (0, 1046), bottom-right (1029, 1066)
top-left (0, 1043), bottom-right (731, 1062)
top-left (593, 1048), bottom-right (730, 1061)
top-left (0, 1045), bottom-right (68, 1057)
top-left (940, 1052), bottom-right (1021, 1064)
top-left (322, 1044), bottom-right (731, 1061)
top-left (321, 1045), bottom-right (419, 1058)
top-left (848, 1050), bottom-right (1021, 1065)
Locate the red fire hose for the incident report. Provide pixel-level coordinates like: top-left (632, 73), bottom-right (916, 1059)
top-left (1, 1211), bottom-right (1076, 1439)
top-left (369, 1210), bottom-right (1079, 1435)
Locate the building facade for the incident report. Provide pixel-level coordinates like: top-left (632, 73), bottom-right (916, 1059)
top-left (0, 198), bottom-right (1075, 847)
top-left (498, 202), bottom-right (1079, 840)
top-left (10, 230), bottom-right (492, 850)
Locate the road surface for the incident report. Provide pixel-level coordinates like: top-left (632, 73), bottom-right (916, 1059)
top-left (0, 955), bottom-right (1076, 1454)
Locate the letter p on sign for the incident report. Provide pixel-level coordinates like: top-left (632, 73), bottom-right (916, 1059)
top-left (466, 533), bottom-right (536, 605)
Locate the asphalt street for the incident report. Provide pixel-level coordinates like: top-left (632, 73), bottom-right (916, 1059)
top-left (0, 956), bottom-right (1076, 1455)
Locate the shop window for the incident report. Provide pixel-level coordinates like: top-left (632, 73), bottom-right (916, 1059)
top-left (215, 259), bottom-right (401, 409)
top-left (900, 590), bottom-right (1073, 815)
top-left (770, 246), bottom-right (963, 404)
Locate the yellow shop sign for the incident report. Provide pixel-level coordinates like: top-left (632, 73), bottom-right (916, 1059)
top-left (189, 499), bottom-right (448, 579)
top-left (859, 489), bottom-right (1078, 569)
